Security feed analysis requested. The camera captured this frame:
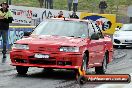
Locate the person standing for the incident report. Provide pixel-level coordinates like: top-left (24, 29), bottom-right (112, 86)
top-left (44, 0), bottom-right (53, 9)
top-left (6, 0), bottom-right (12, 5)
top-left (70, 12), bottom-right (79, 19)
top-left (38, 0), bottom-right (44, 8)
top-left (49, 0), bottom-right (53, 9)
top-left (45, 0), bottom-right (48, 8)
top-left (73, 0), bottom-right (78, 12)
top-left (99, 0), bottom-right (108, 14)
top-left (0, 2), bottom-right (13, 59)
top-left (67, 0), bottom-right (73, 11)
top-left (55, 11), bottom-right (64, 18)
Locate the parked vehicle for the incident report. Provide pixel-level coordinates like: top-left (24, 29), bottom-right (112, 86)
top-left (113, 24), bottom-right (132, 48)
top-left (10, 18), bottom-right (113, 75)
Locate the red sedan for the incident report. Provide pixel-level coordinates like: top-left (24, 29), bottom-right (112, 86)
top-left (10, 18), bottom-right (113, 75)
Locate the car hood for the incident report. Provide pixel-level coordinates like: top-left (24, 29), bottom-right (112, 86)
top-left (16, 35), bottom-right (88, 47)
top-left (114, 31), bottom-right (132, 36)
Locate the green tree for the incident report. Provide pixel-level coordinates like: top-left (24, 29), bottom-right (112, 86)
top-left (126, 0), bottom-right (132, 5)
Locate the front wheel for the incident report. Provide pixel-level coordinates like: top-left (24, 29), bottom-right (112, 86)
top-left (77, 76), bottom-right (87, 85)
top-left (95, 53), bottom-right (107, 74)
top-left (81, 53), bottom-right (88, 75)
top-left (76, 53), bottom-right (88, 80)
top-left (16, 66), bottom-right (28, 75)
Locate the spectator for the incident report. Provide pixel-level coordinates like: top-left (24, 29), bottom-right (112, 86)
top-left (55, 11), bottom-right (64, 18)
top-left (67, 0), bottom-right (73, 11)
top-left (73, 0), bottom-right (78, 12)
top-left (0, 2), bottom-right (13, 59)
top-left (44, 0), bottom-right (53, 9)
top-left (6, 0), bottom-right (11, 5)
top-left (38, 0), bottom-right (44, 8)
top-left (99, 0), bottom-right (108, 14)
top-left (45, 0), bottom-right (48, 8)
top-left (70, 12), bottom-right (79, 19)
top-left (49, 0), bottom-right (53, 9)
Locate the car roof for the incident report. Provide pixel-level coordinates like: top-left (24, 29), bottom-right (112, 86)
top-left (45, 18), bottom-right (93, 23)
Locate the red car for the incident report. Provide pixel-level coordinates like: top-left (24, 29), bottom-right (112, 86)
top-left (10, 18), bottom-right (113, 75)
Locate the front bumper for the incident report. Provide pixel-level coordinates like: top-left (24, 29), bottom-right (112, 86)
top-left (113, 37), bottom-right (132, 46)
top-left (11, 63), bottom-right (80, 69)
top-left (10, 50), bottom-right (83, 69)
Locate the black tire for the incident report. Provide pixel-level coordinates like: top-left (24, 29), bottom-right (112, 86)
top-left (76, 53), bottom-right (88, 80)
top-left (95, 53), bottom-right (107, 74)
top-left (81, 53), bottom-right (88, 74)
top-left (16, 66), bottom-right (28, 75)
top-left (113, 45), bottom-right (119, 48)
top-left (44, 68), bottom-right (53, 72)
top-left (77, 76), bottom-right (87, 85)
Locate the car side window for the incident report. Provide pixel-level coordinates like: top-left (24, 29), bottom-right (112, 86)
top-left (96, 24), bottom-right (104, 38)
top-left (88, 22), bottom-right (95, 37)
top-left (92, 23), bottom-right (104, 38)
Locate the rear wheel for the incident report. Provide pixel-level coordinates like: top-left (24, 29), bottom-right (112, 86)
top-left (16, 66), bottom-right (28, 75)
top-left (95, 53), bottom-right (107, 74)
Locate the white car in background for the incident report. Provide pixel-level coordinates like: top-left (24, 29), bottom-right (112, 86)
top-left (113, 24), bottom-right (132, 48)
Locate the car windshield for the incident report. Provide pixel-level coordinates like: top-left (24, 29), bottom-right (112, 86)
top-left (32, 20), bottom-right (88, 38)
top-left (120, 24), bottom-right (132, 31)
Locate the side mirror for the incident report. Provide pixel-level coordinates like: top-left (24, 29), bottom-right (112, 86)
top-left (90, 33), bottom-right (99, 40)
top-left (23, 32), bottom-right (32, 37)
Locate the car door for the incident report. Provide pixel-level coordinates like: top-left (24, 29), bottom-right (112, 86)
top-left (87, 22), bottom-right (100, 67)
top-left (92, 23), bottom-right (105, 64)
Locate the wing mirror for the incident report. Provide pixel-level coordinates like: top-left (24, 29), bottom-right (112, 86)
top-left (90, 33), bottom-right (99, 40)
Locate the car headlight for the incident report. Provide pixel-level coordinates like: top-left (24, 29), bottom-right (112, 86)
top-left (59, 46), bottom-right (79, 52)
top-left (114, 34), bottom-right (120, 37)
top-left (12, 44), bottom-right (29, 50)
